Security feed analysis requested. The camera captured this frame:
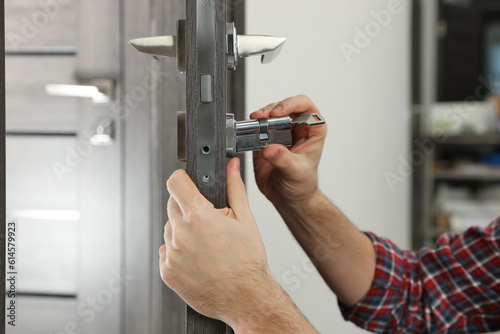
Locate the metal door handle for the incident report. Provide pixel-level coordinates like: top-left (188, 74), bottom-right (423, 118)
top-left (45, 79), bottom-right (115, 104)
top-left (129, 20), bottom-right (286, 71)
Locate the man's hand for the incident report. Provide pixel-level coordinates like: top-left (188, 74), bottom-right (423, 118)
top-left (159, 158), bottom-right (317, 333)
top-left (252, 96), bottom-right (376, 308)
top-left (251, 95), bottom-right (327, 207)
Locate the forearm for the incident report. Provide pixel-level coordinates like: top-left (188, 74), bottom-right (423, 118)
top-left (227, 269), bottom-right (318, 333)
top-left (274, 190), bottom-right (376, 307)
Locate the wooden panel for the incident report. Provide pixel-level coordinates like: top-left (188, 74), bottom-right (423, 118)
top-left (5, 56), bottom-right (79, 132)
top-left (6, 136), bottom-right (77, 210)
top-left (5, 0), bottom-right (78, 50)
top-left (7, 296), bottom-right (77, 334)
top-left (185, 0), bottom-right (229, 332)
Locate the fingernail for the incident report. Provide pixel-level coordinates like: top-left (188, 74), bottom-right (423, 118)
top-left (272, 105), bottom-right (282, 113)
top-left (234, 158), bottom-right (240, 170)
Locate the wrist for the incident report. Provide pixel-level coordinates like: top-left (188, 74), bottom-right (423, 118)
top-left (225, 269), bottom-right (281, 331)
top-left (227, 269), bottom-right (316, 333)
top-left (273, 188), bottom-right (325, 222)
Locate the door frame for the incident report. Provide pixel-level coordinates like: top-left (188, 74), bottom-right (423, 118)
top-left (1, 0), bottom-right (7, 330)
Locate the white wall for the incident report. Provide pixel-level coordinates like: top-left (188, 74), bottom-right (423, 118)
top-left (245, 1), bottom-right (411, 333)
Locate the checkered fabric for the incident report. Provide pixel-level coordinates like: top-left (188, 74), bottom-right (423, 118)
top-left (339, 218), bottom-right (500, 333)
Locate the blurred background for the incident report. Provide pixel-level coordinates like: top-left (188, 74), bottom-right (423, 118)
top-left (4, 0), bottom-right (500, 333)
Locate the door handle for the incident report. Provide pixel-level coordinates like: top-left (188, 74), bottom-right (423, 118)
top-left (45, 79), bottom-right (115, 104)
top-left (129, 20), bottom-right (286, 71)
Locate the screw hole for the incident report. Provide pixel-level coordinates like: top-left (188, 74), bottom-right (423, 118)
top-left (262, 142), bottom-right (269, 148)
top-left (202, 146), bottom-right (211, 154)
top-left (202, 175), bottom-right (210, 183)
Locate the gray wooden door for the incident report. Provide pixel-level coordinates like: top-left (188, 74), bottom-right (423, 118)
top-left (5, 1), bottom-right (122, 333)
top-left (143, 0), bottom-right (246, 332)
top-left (3, 0), bottom-right (245, 333)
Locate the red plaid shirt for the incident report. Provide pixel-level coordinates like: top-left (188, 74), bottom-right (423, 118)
top-left (340, 218), bottom-right (500, 333)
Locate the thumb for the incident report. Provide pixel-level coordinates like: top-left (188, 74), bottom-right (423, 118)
top-left (226, 158), bottom-right (251, 218)
top-left (262, 145), bottom-right (299, 177)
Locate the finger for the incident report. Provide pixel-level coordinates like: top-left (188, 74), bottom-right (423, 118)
top-left (252, 150), bottom-right (274, 184)
top-left (269, 95), bottom-right (320, 118)
top-left (167, 196), bottom-right (183, 222)
top-left (261, 144), bottom-right (302, 178)
top-left (250, 102), bottom-right (279, 119)
top-left (164, 221), bottom-right (172, 248)
top-left (159, 244), bottom-right (167, 280)
top-left (226, 158), bottom-right (252, 218)
top-left (159, 244), bottom-right (166, 257)
top-left (167, 169), bottom-right (212, 214)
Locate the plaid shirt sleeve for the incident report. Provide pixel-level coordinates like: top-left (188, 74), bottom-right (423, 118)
top-left (339, 218), bottom-right (500, 333)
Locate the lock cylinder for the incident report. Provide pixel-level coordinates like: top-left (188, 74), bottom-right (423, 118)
top-left (225, 113), bottom-right (325, 158)
top-left (235, 117), bottom-right (292, 136)
top-left (226, 115), bottom-right (293, 157)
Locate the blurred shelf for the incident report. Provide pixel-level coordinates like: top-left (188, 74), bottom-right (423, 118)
top-left (434, 169), bottom-right (500, 181)
top-left (431, 134), bottom-right (500, 145)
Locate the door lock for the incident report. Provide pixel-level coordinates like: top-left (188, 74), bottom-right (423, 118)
top-left (177, 113), bottom-right (325, 161)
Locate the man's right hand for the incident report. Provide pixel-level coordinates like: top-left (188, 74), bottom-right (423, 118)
top-left (250, 95), bottom-right (327, 208)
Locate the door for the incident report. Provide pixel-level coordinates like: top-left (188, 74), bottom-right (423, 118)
top-left (5, 1), bottom-right (122, 333)
top-left (3, 0), bottom-right (246, 333)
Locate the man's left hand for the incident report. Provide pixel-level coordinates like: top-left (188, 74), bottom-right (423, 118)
top-left (159, 158), bottom-right (271, 327)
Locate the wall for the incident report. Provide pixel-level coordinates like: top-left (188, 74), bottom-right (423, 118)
top-left (245, 0), bottom-right (411, 333)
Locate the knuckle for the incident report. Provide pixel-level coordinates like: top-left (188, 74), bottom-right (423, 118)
top-left (166, 177), bottom-right (175, 192)
top-left (165, 249), bottom-right (176, 270)
top-left (296, 94), bottom-right (311, 103)
top-left (265, 102), bottom-right (277, 110)
top-left (172, 230), bottom-right (186, 250)
top-left (165, 248), bottom-right (183, 272)
top-left (158, 244), bottom-right (166, 255)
